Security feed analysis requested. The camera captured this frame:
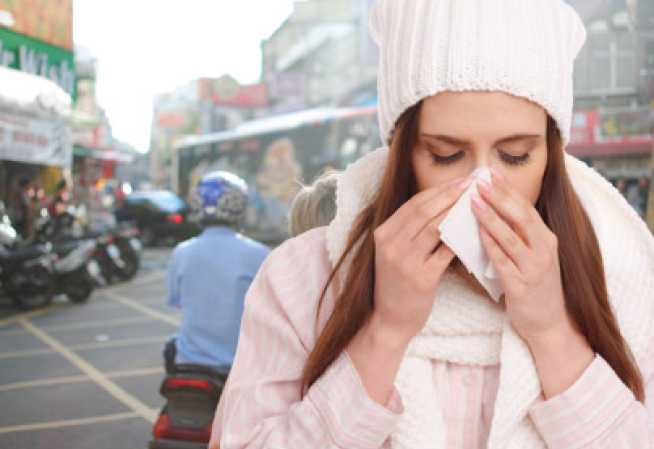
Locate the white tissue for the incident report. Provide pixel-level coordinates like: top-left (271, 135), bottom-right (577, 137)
top-left (438, 167), bottom-right (504, 301)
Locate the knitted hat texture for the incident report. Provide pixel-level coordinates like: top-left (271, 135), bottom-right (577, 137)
top-left (370, 0), bottom-right (587, 146)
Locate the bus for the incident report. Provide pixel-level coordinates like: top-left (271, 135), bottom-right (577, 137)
top-left (175, 106), bottom-right (380, 243)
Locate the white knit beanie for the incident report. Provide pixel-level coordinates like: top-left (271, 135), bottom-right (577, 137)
top-left (370, 0), bottom-right (587, 147)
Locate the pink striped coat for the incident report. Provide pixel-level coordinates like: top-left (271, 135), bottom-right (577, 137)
top-left (217, 227), bottom-right (654, 448)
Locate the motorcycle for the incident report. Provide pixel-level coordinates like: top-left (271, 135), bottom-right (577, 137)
top-left (112, 222), bottom-right (141, 281)
top-left (149, 364), bottom-right (229, 449)
top-left (0, 203), bottom-right (55, 310)
top-left (88, 222), bottom-right (141, 284)
top-left (30, 210), bottom-right (102, 303)
top-left (51, 238), bottom-right (102, 302)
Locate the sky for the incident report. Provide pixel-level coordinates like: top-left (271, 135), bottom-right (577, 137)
top-left (73, 0), bottom-right (296, 153)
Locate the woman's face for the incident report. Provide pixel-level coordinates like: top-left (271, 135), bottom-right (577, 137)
top-left (411, 91), bottom-right (548, 204)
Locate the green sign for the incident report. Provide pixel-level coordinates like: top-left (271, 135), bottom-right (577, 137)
top-left (0, 27), bottom-right (75, 96)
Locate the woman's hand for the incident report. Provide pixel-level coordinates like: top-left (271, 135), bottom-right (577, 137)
top-left (347, 178), bottom-right (469, 405)
top-left (472, 170), bottom-right (594, 398)
top-left (471, 170), bottom-right (569, 343)
top-left (370, 178), bottom-right (471, 344)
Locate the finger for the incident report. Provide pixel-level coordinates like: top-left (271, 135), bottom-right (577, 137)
top-left (478, 224), bottom-right (520, 279)
top-left (377, 178), bottom-right (472, 244)
top-left (424, 242), bottom-right (456, 277)
top-left (476, 176), bottom-right (542, 247)
top-left (407, 178), bottom-right (472, 241)
top-left (471, 193), bottom-right (532, 271)
top-left (412, 209), bottom-right (449, 260)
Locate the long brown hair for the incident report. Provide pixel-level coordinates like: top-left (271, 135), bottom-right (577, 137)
top-left (301, 102), bottom-right (644, 402)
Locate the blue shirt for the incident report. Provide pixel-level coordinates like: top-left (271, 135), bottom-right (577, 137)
top-left (166, 226), bottom-right (270, 367)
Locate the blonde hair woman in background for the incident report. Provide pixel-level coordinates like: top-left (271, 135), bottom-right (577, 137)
top-left (287, 171), bottom-right (340, 237)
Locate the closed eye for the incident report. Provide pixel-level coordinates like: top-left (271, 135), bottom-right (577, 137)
top-left (499, 151), bottom-right (531, 166)
top-left (429, 151), bottom-right (464, 166)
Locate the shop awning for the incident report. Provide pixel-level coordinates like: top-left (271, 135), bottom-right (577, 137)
top-left (0, 67), bottom-right (72, 167)
top-left (0, 66), bottom-right (71, 121)
top-left (74, 146), bottom-right (135, 164)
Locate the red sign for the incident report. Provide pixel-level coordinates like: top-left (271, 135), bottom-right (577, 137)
top-left (199, 78), bottom-right (268, 107)
top-left (155, 112), bottom-right (189, 128)
top-left (567, 108), bottom-right (653, 158)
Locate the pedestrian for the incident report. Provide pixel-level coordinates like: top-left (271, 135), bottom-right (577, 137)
top-left (615, 177), bottom-right (628, 197)
top-left (287, 170), bottom-right (340, 237)
top-left (164, 171), bottom-right (270, 373)
top-left (47, 179), bottom-right (70, 220)
top-left (212, 1), bottom-right (654, 448)
top-left (637, 176), bottom-right (650, 218)
top-left (8, 177), bottom-right (32, 239)
top-left (208, 170), bottom-right (342, 445)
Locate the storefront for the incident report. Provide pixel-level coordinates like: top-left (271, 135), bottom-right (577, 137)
top-left (568, 107), bottom-right (652, 177)
top-left (0, 65), bottom-right (72, 209)
top-left (567, 107), bottom-right (653, 216)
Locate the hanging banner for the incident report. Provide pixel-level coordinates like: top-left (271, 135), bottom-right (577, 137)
top-left (0, 112), bottom-right (72, 166)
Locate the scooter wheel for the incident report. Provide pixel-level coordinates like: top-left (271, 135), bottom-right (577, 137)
top-left (66, 278), bottom-right (94, 303)
top-left (11, 291), bottom-right (53, 310)
top-left (116, 252), bottom-right (140, 281)
top-left (11, 266), bottom-right (54, 310)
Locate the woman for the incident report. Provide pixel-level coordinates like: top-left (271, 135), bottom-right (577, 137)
top-left (212, 0), bottom-right (654, 448)
top-left (287, 170), bottom-right (340, 237)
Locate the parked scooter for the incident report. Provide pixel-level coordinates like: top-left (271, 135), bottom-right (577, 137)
top-left (87, 222), bottom-right (141, 284)
top-left (112, 222), bottom-right (141, 281)
top-left (149, 364), bottom-right (229, 449)
top-left (0, 203), bottom-right (55, 310)
top-left (31, 210), bottom-right (102, 303)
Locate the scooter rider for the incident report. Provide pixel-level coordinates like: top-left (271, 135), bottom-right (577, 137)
top-left (164, 171), bottom-right (270, 372)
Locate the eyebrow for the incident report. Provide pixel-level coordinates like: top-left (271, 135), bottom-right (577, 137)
top-left (420, 133), bottom-right (543, 146)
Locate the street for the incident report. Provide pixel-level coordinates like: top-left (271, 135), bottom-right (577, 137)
top-left (0, 248), bottom-right (176, 449)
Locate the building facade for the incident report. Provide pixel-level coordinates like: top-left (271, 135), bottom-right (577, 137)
top-left (566, 0), bottom-right (654, 223)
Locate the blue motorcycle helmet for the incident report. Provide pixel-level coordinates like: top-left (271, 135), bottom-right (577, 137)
top-left (193, 171), bottom-right (248, 227)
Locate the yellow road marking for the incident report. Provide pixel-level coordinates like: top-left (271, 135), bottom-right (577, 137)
top-left (105, 291), bottom-right (180, 326)
top-left (70, 335), bottom-right (170, 351)
top-left (0, 269), bottom-right (166, 331)
top-left (0, 347), bottom-right (53, 359)
top-left (19, 319), bottom-right (157, 423)
top-left (0, 303), bottom-right (70, 329)
top-left (106, 367), bottom-right (164, 378)
top-left (0, 315), bottom-right (156, 336)
top-left (102, 271), bottom-right (166, 293)
top-left (0, 335), bottom-right (170, 359)
top-left (0, 411), bottom-right (143, 434)
top-left (0, 367), bottom-right (165, 392)
top-left (0, 375), bottom-right (90, 392)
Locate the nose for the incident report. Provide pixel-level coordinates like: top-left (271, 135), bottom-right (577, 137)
top-left (472, 148), bottom-right (493, 171)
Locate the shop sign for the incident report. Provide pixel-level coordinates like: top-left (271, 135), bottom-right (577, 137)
top-left (599, 107), bottom-right (652, 142)
top-left (199, 77), bottom-right (268, 107)
top-left (0, 111), bottom-right (72, 167)
top-left (0, 28), bottom-right (75, 96)
top-left (270, 72), bottom-right (304, 99)
top-left (570, 108), bottom-right (653, 146)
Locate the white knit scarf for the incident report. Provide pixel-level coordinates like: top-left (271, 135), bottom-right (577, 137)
top-left (325, 147), bottom-right (654, 449)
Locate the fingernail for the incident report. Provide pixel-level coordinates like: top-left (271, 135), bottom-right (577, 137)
top-left (449, 177), bottom-right (465, 185)
top-left (477, 179), bottom-right (493, 194)
top-left (471, 193), bottom-right (488, 211)
top-left (457, 178), bottom-right (473, 191)
top-left (490, 168), bottom-right (505, 184)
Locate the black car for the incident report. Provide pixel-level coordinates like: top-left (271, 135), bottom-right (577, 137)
top-left (114, 191), bottom-right (201, 246)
